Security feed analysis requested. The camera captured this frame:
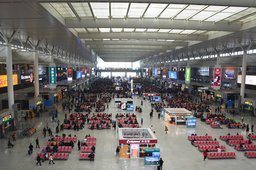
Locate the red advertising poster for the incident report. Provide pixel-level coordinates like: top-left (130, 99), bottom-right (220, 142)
top-left (67, 67), bottom-right (73, 77)
top-left (212, 67), bottom-right (221, 89)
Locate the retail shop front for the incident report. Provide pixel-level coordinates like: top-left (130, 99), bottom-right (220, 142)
top-left (118, 128), bottom-right (159, 162)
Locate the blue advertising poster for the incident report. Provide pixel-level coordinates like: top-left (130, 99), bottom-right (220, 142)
top-left (126, 103), bottom-right (134, 111)
top-left (168, 71), bottom-right (177, 79)
top-left (186, 117), bottom-right (197, 128)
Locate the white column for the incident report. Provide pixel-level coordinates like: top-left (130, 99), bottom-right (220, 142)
top-left (240, 53), bottom-right (247, 100)
top-left (33, 52), bottom-right (39, 97)
top-left (216, 53), bottom-right (220, 66)
top-left (6, 45), bottom-right (14, 109)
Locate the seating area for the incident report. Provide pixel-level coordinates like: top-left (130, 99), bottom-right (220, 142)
top-left (193, 141), bottom-right (219, 147)
top-left (220, 135), bottom-right (244, 141)
top-left (116, 113), bottom-right (139, 128)
top-left (227, 140), bottom-right (252, 146)
top-left (198, 145), bottom-right (226, 152)
top-left (88, 113), bottom-right (112, 130)
top-left (245, 151), bottom-right (256, 158)
top-left (235, 144), bottom-right (256, 151)
top-left (79, 136), bottom-right (96, 161)
top-left (248, 134), bottom-right (256, 140)
top-left (207, 152), bottom-right (236, 159)
top-left (54, 137), bottom-right (78, 142)
top-left (210, 122), bottom-right (221, 128)
top-left (53, 153), bottom-right (69, 160)
top-left (62, 113), bottom-right (86, 130)
top-left (188, 135), bottom-right (213, 141)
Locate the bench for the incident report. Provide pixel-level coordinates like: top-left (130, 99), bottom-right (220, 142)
top-left (188, 136), bottom-right (213, 141)
top-left (245, 151), bottom-right (256, 158)
top-left (193, 141), bottom-right (219, 147)
top-left (227, 140), bottom-right (251, 146)
top-left (79, 153), bottom-right (94, 161)
top-left (53, 153), bottom-right (69, 160)
top-left (198, 145), bottom-right (225, 152)
top-left (207, 152), bottom-right (236, 159)
top-left (80, 147), bottom-right (93, 153)
top-left (235, 144), bottom-right (256, 151)
top-left (220, 135), bottom-right (243, 141)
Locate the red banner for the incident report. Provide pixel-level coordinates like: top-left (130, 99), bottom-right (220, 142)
top-left (119, 139), bottom-right (157, 145)
top-left (212, 67), bottom-right (221, 89)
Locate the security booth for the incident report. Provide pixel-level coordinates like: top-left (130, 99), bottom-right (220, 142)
top-left (118, 128), bottom-right (158, 159)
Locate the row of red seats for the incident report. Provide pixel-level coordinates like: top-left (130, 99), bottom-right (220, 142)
top-left (235, 144), bottom-right (256, 151)
top-left (205, 119), bottom-right (212, 124)
top-left (227, 140), bottom-right (251, 146)
top-left (188, 136), bottom-right (213, 141)
top-left (220, 135), bottom-right (243, 141)
top-left (63, 124), bottom-right (71, 129)
top-left (54, 137), bottom-right (77, 142)
top-left (86, 137), bottom-right (96, 142)
top-left (119, 124), bottom-right (139, 128)
top-left (198, 145), bottom-right (225, 152)
top-left (58, 146), bottom-right (72, 153)
top-left (79, 153), bottom-right (94, 161)
top-left (211, 123), bottom-right (221, 128)
top-left (249, 134), bottom-right (256, 140)
top-left (207, 152), bottom-right (236, 159)
top-left (53, 153), bottom-right (69, 160)
top-left (245, 151), bottom-right (256, 158)
top-left (193, 141), bottom-right (219, 147)
top-left (80, 147), bottom-right (93, 153)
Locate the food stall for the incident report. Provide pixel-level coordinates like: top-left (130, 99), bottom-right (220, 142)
top-left (118, 128), bottom-right (158, 159)
top-left (164, 108), bottom-right (194, 125)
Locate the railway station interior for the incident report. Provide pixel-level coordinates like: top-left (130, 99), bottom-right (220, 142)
top-left (1, 0), bottom-right (256, 170)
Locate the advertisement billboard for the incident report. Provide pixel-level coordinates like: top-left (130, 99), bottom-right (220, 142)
top-left (0, 74), bottom-right (18, 88)
top-left (212, 67), bottom-right (222, 89)
top-left (168, 71), bottom-right (177, 79)
top-left (185, 67), bottom-right (191, 83)
top-left (224, 67), bottom-right (236, 79)
top-left (67, 67), bottom-right (73, 81)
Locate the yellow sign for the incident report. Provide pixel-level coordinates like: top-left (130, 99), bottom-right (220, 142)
top-left (0, 74), bottom-right (18, 88)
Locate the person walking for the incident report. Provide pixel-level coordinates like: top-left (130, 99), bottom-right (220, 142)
top-left (49, 153), bottom-right (55, 164)
top-left (141, 118), bottom-right (144, 125)
top-left (158, 112), bottom-right (161, 119)
top-left (43, 127), bottom-right (47, 137)
top-left (28, 143), bottom-right (34, 155)
top-left (203, 149), bottom-right (208, 160)
top-left (158, 157), bottom-right (164, 170)
top-left (251, 124), bottom-right (254, 132)
top-left (12, 133), bottom-right (16, 142)
top-left (246, 124), bottom-right (250, 133)
top-left (77, 140), bottom-right (81, 151)
top-left (165, 126), bottom-right (168, 134)
top-left (115, 146), bottom-right (120, 156)
top-left (35, 137), bottom-right (40, 148)
top-left (36, 154), bottom-right (42, 166)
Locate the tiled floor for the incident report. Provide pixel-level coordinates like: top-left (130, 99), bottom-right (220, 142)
top-left (0, 96), bottom-right (255, 170)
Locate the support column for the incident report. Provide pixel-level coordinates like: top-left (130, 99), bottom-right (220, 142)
top-left (33, 52), bottom-right (39, 97)
top-left (6, 45), bottom-right (14, 110)
top-left (216, 53), bottom-right (220, 66)
top-left (240, 53), bottom-right (247, 100)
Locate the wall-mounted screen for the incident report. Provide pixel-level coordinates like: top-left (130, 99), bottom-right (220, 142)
top-left (237, 75), bottom-right (256, 86)
top-left (197, 67), bottom-right (209, 76)
top-left (224, 67), bottom-right (236, 79)
top-left (168, 71), bottom-right (177, 79)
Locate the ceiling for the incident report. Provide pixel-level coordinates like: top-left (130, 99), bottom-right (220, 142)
top-left (38, 0), bottom-right (256, 62)
top-left (1, 0), bottom-right (256, 64)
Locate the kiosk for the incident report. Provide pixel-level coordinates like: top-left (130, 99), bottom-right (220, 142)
top-left (115, 98), bottom-right (134, 111)
top-left (118, 128), bottom-right (158, 159)
top-left (164, 108), bottom-right (194, 125)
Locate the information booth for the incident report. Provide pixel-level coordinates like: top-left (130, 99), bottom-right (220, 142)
top-left (118, 128), bottom-right (158, 159)
top-left (164, 108), bottom-right (194, 126)
top-left (115, 98), bottom-right (134, 111)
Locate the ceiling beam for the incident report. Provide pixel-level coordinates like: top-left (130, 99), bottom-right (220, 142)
top-left (92, 45), bottom-right (168, 50)
top-left (85, 40), bottom-right (188, 46)
top-left (79, 32), bottom-right (207, 41)
top-left (65, 18), bottom-right (241, 32)
top-left (38, 0), bottom-right (256, 8)
top-left (95, 48), bottom-right (160, 52)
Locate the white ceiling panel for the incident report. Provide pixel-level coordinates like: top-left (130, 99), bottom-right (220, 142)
top-left (50, 3), bottom-right (75, 18)
top-left (99, 28), bottom-right (110, 32)
top-left (128, 3), bottom-right (148, 18)
top-left (71, 3), bottom-right (92, 17)
top-left (144, 3), bottom-right (167, 18)
top-left (87, 28), bottom-right (99, 33)
top-left (111, 3), bottom-right (129, 18)
top-left (175, 9), bottom-right (198, 19)
top-left (169, 29), bottom-right (184, 33)
top-left (90, 2), bottom-right (109, 18)
top-left (112, 28), bottom-right (123, 32)
top-left (135, 28), bottom-right (146, 32)
top-left (158, 29), bottom-right (171, 33)
top-left (147, 29), bottom-right (159, 32)
top-left (124, 28), bottom-right (135, 32)
top-left (190, 11), bottom-right (216, 20)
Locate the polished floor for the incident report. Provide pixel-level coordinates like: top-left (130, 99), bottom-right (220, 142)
top-left (0, 96), bottom-right (255, 170)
